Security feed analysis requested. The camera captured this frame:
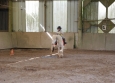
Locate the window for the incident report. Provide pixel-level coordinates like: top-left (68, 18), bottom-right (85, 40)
top-left (53, 0), bottom-right (67, 32)
top-left (98, 1), bottom-right (106, 33)
top-left (0, 0), bottom-right (9, 31)
top-left (0, 9), bottom-right (8, 31)
top-left (26, 1), bottom-right (39, 32)
top-left (108, 1), bottom-right (115, 33)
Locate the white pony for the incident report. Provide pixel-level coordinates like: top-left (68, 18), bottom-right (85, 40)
top-left (51, 35), bottom-right (64, 58)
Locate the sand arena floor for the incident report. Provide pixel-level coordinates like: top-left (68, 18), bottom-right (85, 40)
top-left (0, 49), bottom-right (115, 83)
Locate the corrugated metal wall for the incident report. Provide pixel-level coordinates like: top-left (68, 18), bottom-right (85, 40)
top-left (83, 0), bottom-right (115, 33)
top-left (83, 1), bottom-right (98, 33)
top-left (39, 0), bottom-right (45, 32)
top-left (40, 0), bottom-right (78, 32)
top-left (11, 0), bottom-right (78, 32)
top-left (46, 0), bottom-right (53, 32)
top-left (39, 0), bottom-right (53, 32)
top-left (67, 0), bottom-right (78, 32)
top-left (12, 1), bottom-right (26, 32)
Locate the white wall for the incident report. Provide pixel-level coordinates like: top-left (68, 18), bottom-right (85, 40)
top-left (0, 32), bottom-right (74, 49)
top-left (1, 32), bottom-right (115, 51)
top-left (80, 33), bottom-right (115, 51)
top-left (0, 32), bottom-right (12, 49)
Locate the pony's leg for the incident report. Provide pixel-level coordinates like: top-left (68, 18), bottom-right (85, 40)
top-left (50, 45), bottom-right (53, 55)
top-left (58, 46), bottom-right (63, 58)
top-left (57, 46), bottom-right (61, 58)
top-left (51, 44), bottom-right (55, 55)
top-left (60, 44), bottom-right (64, 58)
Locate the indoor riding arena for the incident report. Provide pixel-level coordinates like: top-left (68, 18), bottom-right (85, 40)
top-left (0, 0), bottom-right (115, 83)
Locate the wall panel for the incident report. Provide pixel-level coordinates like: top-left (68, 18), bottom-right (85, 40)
top-left (106, 34), bottom-right (115, 50)
top-left (11, 32), bottom-right (18, 48)
top-left (39, 0), bottom-right (45, 32)
top-left (82, 33), bottom-right (93, 50)
top-left (0, 32), bottom-right (12, 49)
top-left (67, 0), bottom-right (78, 32)
top-left (12, 1), bottom-right (26, 32)
top-left (46, 0), bottom-right (53, 32)
top-left (16, 32), bottom-right (41, 48)
top-left (92, 33), bottom-right (106, 50)
top-left (1, 32), bottom-right (115, 50)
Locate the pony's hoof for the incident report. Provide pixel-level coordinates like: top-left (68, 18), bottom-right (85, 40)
top-left (59, 55), bottom-right (63, 58)
top-left (50, 53), bottom-right (52, 56)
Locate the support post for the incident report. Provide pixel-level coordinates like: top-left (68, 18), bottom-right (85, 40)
top-left (78, 0), bottom-right (83, 49)
top-left (9, 0), bottom-right (13, 32)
